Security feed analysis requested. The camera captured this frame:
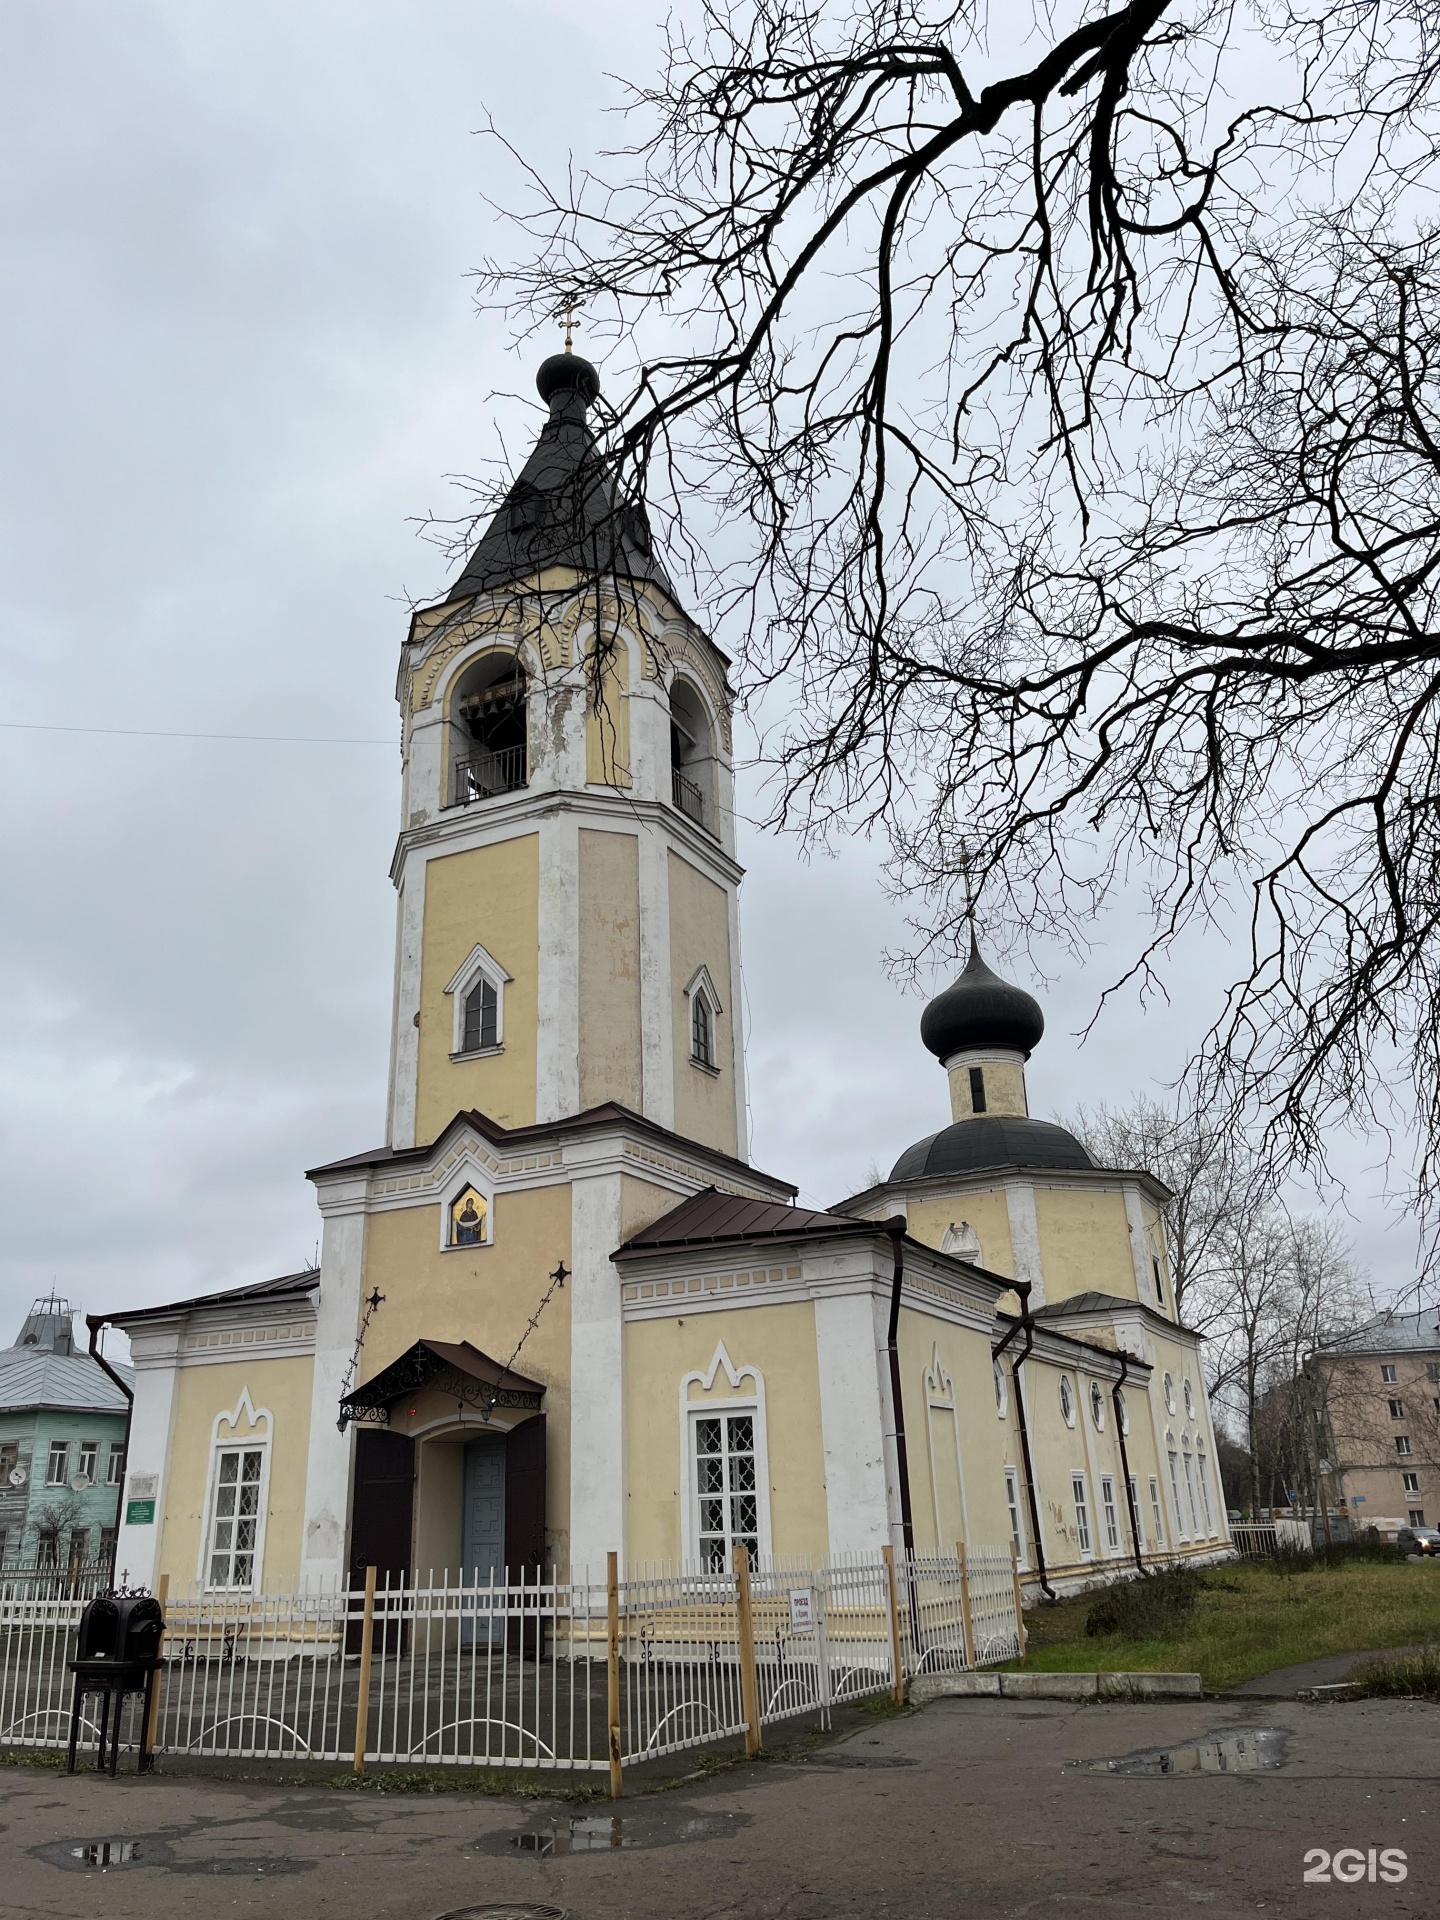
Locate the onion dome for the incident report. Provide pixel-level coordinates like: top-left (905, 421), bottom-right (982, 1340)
top-left (535, 350), bottom-right (601, 409)
top-left (890, 1115), bottom-right (1093, 1183)
top-left (919, 932), bottom-right (1045, 1062)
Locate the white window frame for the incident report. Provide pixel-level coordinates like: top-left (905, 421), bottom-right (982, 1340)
top-left (75, 1441), bottom-right (99, 1486)
top-left (1396, 1434), bottom-right (1413, 1456)
top-left (1115, 1388), bottom-right (1130, 1436)
top-left (1381, 1363), bottom-right (1398, 1383)
top-left (1181, 1443), bottom-right (1199, 1535)
top-left (1410, 1508), bottom-right (1427, 1527)
top-left (1101, 1474), bottom-right (1121, 1553)
top-left (106, 1443), bottom-right (125, 1487)
top-left (993, 1359), bottom-right (1008, 1419)
top-left (443, 943), bottom-right (512, 1059)
top-left (679, 1343), bottom-right (772, 1568)
top-left (45, 1440), bottom-right (69, 1486)
top-left (1059, 1375), bottom-right (1076, 1427)
top-left (1163, 1373), bottom-right (1176, 1415)
top-left (1183, 1378), bottom-right (1195, 1419)
top-left (1088, 1380), bottom-right (1106, 1431)
top-left (1402, 1471), bottom-right (1420, 1494)
top-left (197, 1389), bottom-right (272, 1595)
top-left (1195, 1446), bottom-right (1215, 1534)
top-left (1149, 1474), bottom-right (1165, 1550)
top-left (683, 965), bottom-right (723, 1074)
top-left (1167, 1439), bottom-right (1187, 1540)
top-left (1072, 1472), bottom-right (1093, 1558)
top-left (1004, 1466), bottom-right (1027, 1568)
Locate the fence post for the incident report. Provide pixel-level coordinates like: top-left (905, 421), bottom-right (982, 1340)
top-left (141, 1571), bottom-right (169, 1767)
top-left (352, 1565), bottom-right (377, 1774)
top-left (1009, 1542), bottom-right (1027, 1662)
top-left (734, 1544), bottom-right (762, 1755)
top-left (881, 1544), bottom-right (906, 1706)
top-left (955, 1545), bottom-right (975, 1670)
top-left (606, 1552), bottom-right (623, 1800)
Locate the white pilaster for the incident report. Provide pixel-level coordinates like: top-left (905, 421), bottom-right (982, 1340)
top-left (1122, 1184), bottom-right (1155, 1304)
top-left (568, 1172), bottom-right (626, 1575)
top-left (1005, 1181), bottom-right (1045, 1306)
top-left (727, 876), bottom-right (750, 1160)
top-left (113, 1324), bottom-right (183, 1592)
top-left (536, 813), bottom-right (581, 1121)
top-left (815, 1291), bottom-right (894, 1556)
top-left (386, 853), bottom-right (427, 1151)
top-left (636, 826), bottom-right (676, 1129)
top-left (299, 1183), bottom-right (367, 1590)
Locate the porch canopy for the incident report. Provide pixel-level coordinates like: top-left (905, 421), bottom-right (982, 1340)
top-left (339, 1338), bottom-right (545, 1429)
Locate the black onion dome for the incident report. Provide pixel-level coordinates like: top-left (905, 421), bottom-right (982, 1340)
top-left (890, 1116), bottom-right (1093, 1183)
top-left (919, 933), bottom-right (1045, 1062)
top-left (535, 351), bottom-right (600, 406)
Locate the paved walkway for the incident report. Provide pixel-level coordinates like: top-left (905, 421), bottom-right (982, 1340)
top-left (6, 1693), bottom-right (1436, 1918)
top-left (1230, 1644), bottom-right (1427, 1695)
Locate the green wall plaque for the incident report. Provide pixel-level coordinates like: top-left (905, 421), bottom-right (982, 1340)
top-left (125, 1498), bottom-right (155, 1526)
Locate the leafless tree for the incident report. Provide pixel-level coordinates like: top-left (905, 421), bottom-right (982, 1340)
top-left (476, 0), bottom-right (1440, 1249)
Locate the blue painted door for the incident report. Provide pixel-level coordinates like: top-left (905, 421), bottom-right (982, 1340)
top-left (461, 1437), bottom-right (506, 1646)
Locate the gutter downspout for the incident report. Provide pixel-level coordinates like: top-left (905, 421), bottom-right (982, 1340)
top-left (86, 1314), bottom-right (133, 1578)
top-left (993, 1282), bottom-right (1055, 1601)
top-left (1112, 1350), bottom-right (1146, 1576)
top-left (884, 1219), bottom-right (916, 1554)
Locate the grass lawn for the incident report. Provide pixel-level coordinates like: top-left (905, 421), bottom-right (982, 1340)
top-left (1009, 1560), bottom-right (1440, 1692)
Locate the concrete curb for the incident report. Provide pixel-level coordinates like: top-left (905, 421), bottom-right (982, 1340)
top-left (910, 1670), bottom-right (1203, 1703)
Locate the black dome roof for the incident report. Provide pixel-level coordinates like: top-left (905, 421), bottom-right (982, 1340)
top-left (890, 1115), bottom-right (1093, 1183)
top-left (920, 933), bottom-right (1045, 1061)
top-left (535, 351), bottom-right (600, 406)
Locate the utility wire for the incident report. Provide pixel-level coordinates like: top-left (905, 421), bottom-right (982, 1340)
top-left (0, 720), bottom-right (391, 745)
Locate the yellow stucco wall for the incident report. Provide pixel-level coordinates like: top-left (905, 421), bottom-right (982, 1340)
top-left (578, 829), bottom-right (642, 1111)
top-left (620, 1175), bottom-right (687, 1240)
top-left (624, 1303), bottom-right (829, 1564)
top-left (668, 850), bottom-right (738, 1156)
top-left (947, 1059), bottom-right (1028, 1119)
top-left (584, 635), bottom-right (633, 786)
top-left (158, 1356), bottom-right (314, 1596)
top-left (416, 833), bottom-right (540, 1141)
top-left (903, 1190), bottom-right (1016, 1279)
top-left (359, 1182), bottom-right (573, 1567)
top-left (897, 1307), bottom-right (1013, 1554)
top-left (1033, 1186), bottom-right (1137, 1307)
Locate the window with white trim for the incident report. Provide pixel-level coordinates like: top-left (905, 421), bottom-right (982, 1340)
top-left (1195, 1447), bottom-right (1214, 1533)
top-left (1004, 1467), bottom-right (1026, 1567)
top-left (1183, 1378), bottom-right (1195, 1419)
top-left (1381, 1363), bottom-right (1398, 1383)
top-left (1089, 1381), bottom-right (1106, 1430)
top-left (1115, 1388), bottom-right (1129, 1436)
top-left (46, 1441), bottom-right (69, 1486)
top-left (1410, 1507), bottom-right (1427, 1526)
top-left (1388, 1398), bottom-right (1404, 1419)
top-left (206, 1447), bottom-right (265, 1589)
top-left (1403, 1471), bottom-right (1420, 1494)
top-left (106, 1443), bottom-right (125, 1487)
top-left (684, 967), bottom-right (723, 1072)
top-left (1072, 1473), bottom-right (1092, 1556)
top-left (1101, 1475), bottom-right (1120, 1552)
top-left (1167, 1445), bottom-right (1186, 1538)
top-left (1149, 1475), bottom-right (1165, 1549)
top-left (1059, 1376), bottom-right (1075, 1427)
top-left (443, 944), bottom-right (511, 1058)
top-left (1128, 1474), bottom-right (1140, 1547)
top-left (993, 1359), bottom-right (1007, 1418)
top-left (76, 1441), bottom-right (98, 1485)
top-left (693, 1412), bottom-right (759, 1572)
top-left (1181, 1445), bottom-right (1199, 1534)
top-left (1396, 1434), bottom-right (1413, 1456)
top-left (1163, 1373), bottom-right (1176, 1415)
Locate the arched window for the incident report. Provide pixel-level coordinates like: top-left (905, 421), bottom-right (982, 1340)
top-left (463, 975), bottom-right (498, 1053)
top-left (449, 652), bottom-right (527, 806)
top-left (1089, 1380), bottom-right (1106, 1430)
top-left (684, 966), bottom-right (722, 1073)
top-left (444, 944), bottom-right (511, 1059)
top-left (1163, 1372), bottom-right (1176, 1415)
top-left (1059, 1376), bottom-right (1075, 1427)
top-left (993, 1359), bottom-right (1008, 1418)
top-left (1183, 1377), bottom-right (1195, 1420)
top-left (669, 678), bottom-right (714, 830)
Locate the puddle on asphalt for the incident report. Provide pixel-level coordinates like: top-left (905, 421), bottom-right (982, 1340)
top-left (486, 1803), bottom-right (745, 1859)
top-left (35, 1836), bottom-right (161, 1873)
top-left (71, 1840), bottom-right (141, 1870)
top-left (1087, 1727), bottom-right (1288, 1776)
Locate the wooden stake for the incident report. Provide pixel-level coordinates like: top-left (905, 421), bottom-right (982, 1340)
top-left (1010, 1541), bottom-right (1027, 1661)
top-left (881, 1544), bottom-right (905, 1706)
top-left (606, 1551), bottom-right (623, 1799)
top-left (956, 1544), bottom-right (975, 1670)
top-left (734, 1544), bottom-right (761, 1755)
top-left (352, 1564), bottom-right (377, 1773)
top-left (142, 1572), bottom-right (169, 1767)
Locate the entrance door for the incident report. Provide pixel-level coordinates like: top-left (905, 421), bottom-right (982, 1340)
top-left (462, 1436), bottom-right (506, 1646)
top-left (348, 1430), bottom-right (414, 1654)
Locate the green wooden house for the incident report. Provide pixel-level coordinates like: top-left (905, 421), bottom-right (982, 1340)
top-left (0, 1296), bottom-right (130, 1570)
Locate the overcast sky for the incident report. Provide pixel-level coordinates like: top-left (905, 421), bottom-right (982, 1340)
top-left (0, 1), bottom-right (1420, 1354)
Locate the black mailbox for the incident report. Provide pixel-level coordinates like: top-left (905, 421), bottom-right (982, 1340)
top-left (75, 1595), bottom-right (120, 1662)
top-left (75, 1592), bottom-right (162, 1664)
top-left (68, 1591), bottom-right (166, 1776)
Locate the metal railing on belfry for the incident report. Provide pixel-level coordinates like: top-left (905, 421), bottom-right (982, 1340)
top-left (453, 746), bottom-right (526, 805)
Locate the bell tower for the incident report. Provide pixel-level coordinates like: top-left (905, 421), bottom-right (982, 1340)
top-left (384, 350), bottom-right (749, 1161)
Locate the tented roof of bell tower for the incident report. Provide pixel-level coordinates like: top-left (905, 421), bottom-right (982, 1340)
top-left (444, 351), bottom-right (682, 606)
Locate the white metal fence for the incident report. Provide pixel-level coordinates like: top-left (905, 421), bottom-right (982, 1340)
top-left (0, 1546), bottom-right (1024, 1783)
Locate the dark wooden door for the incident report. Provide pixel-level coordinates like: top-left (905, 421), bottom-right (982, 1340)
top-left (503, 1416), bottom-right (546, 1659)
top-left (348, 1430), bottom-right (414, 1654)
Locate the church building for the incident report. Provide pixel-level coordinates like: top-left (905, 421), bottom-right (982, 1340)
top-left (106, 348), bottom-right (1229, 1601)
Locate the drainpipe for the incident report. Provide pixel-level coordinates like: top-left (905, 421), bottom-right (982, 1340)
top-left (1112, 1351), bottom-right (1146, 1576)
top-left (884, 1219), bottom-right (916, 1555)
top-left (86, 1314), bottom-right (132, 1581)
top-left (993, 1282), bottom-right (1056, 1601)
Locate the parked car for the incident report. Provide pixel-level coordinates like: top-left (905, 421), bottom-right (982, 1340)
top-left (1395, 1526), bottom-right (1440, 1557)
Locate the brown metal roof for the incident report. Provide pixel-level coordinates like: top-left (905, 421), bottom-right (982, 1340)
top-left (339, 1338), bottom-right (546, 1429)
top-left (614, 1187), bottom-right (871, 1260)
top-left (104, 1269), bottom-right (319, 1329)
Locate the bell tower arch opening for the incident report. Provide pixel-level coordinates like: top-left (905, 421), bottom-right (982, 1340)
top-left (669, 677), bottom-right (715, 831)
top-left (448, 651), bottom-right (528, 807)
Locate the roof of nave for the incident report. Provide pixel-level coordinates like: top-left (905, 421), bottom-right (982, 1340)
top-left (1315, 1305), bottom-right (1440, 1359)
top-left (992, 1307), bottom-right (1156, 1377)
top-left (102, 1268), bottom-right (319, 1331)
top-left (1030, 1290), bottom-right (1199, 1342)
top-left (428, 352), bottom-right (682, 611)
top-left (0, 1297), bottom-right (133, 1414)
top-left (614, 1187), bottom-right (868, 1259)
top-left (306, 1101), bottom-right (797, 1201)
